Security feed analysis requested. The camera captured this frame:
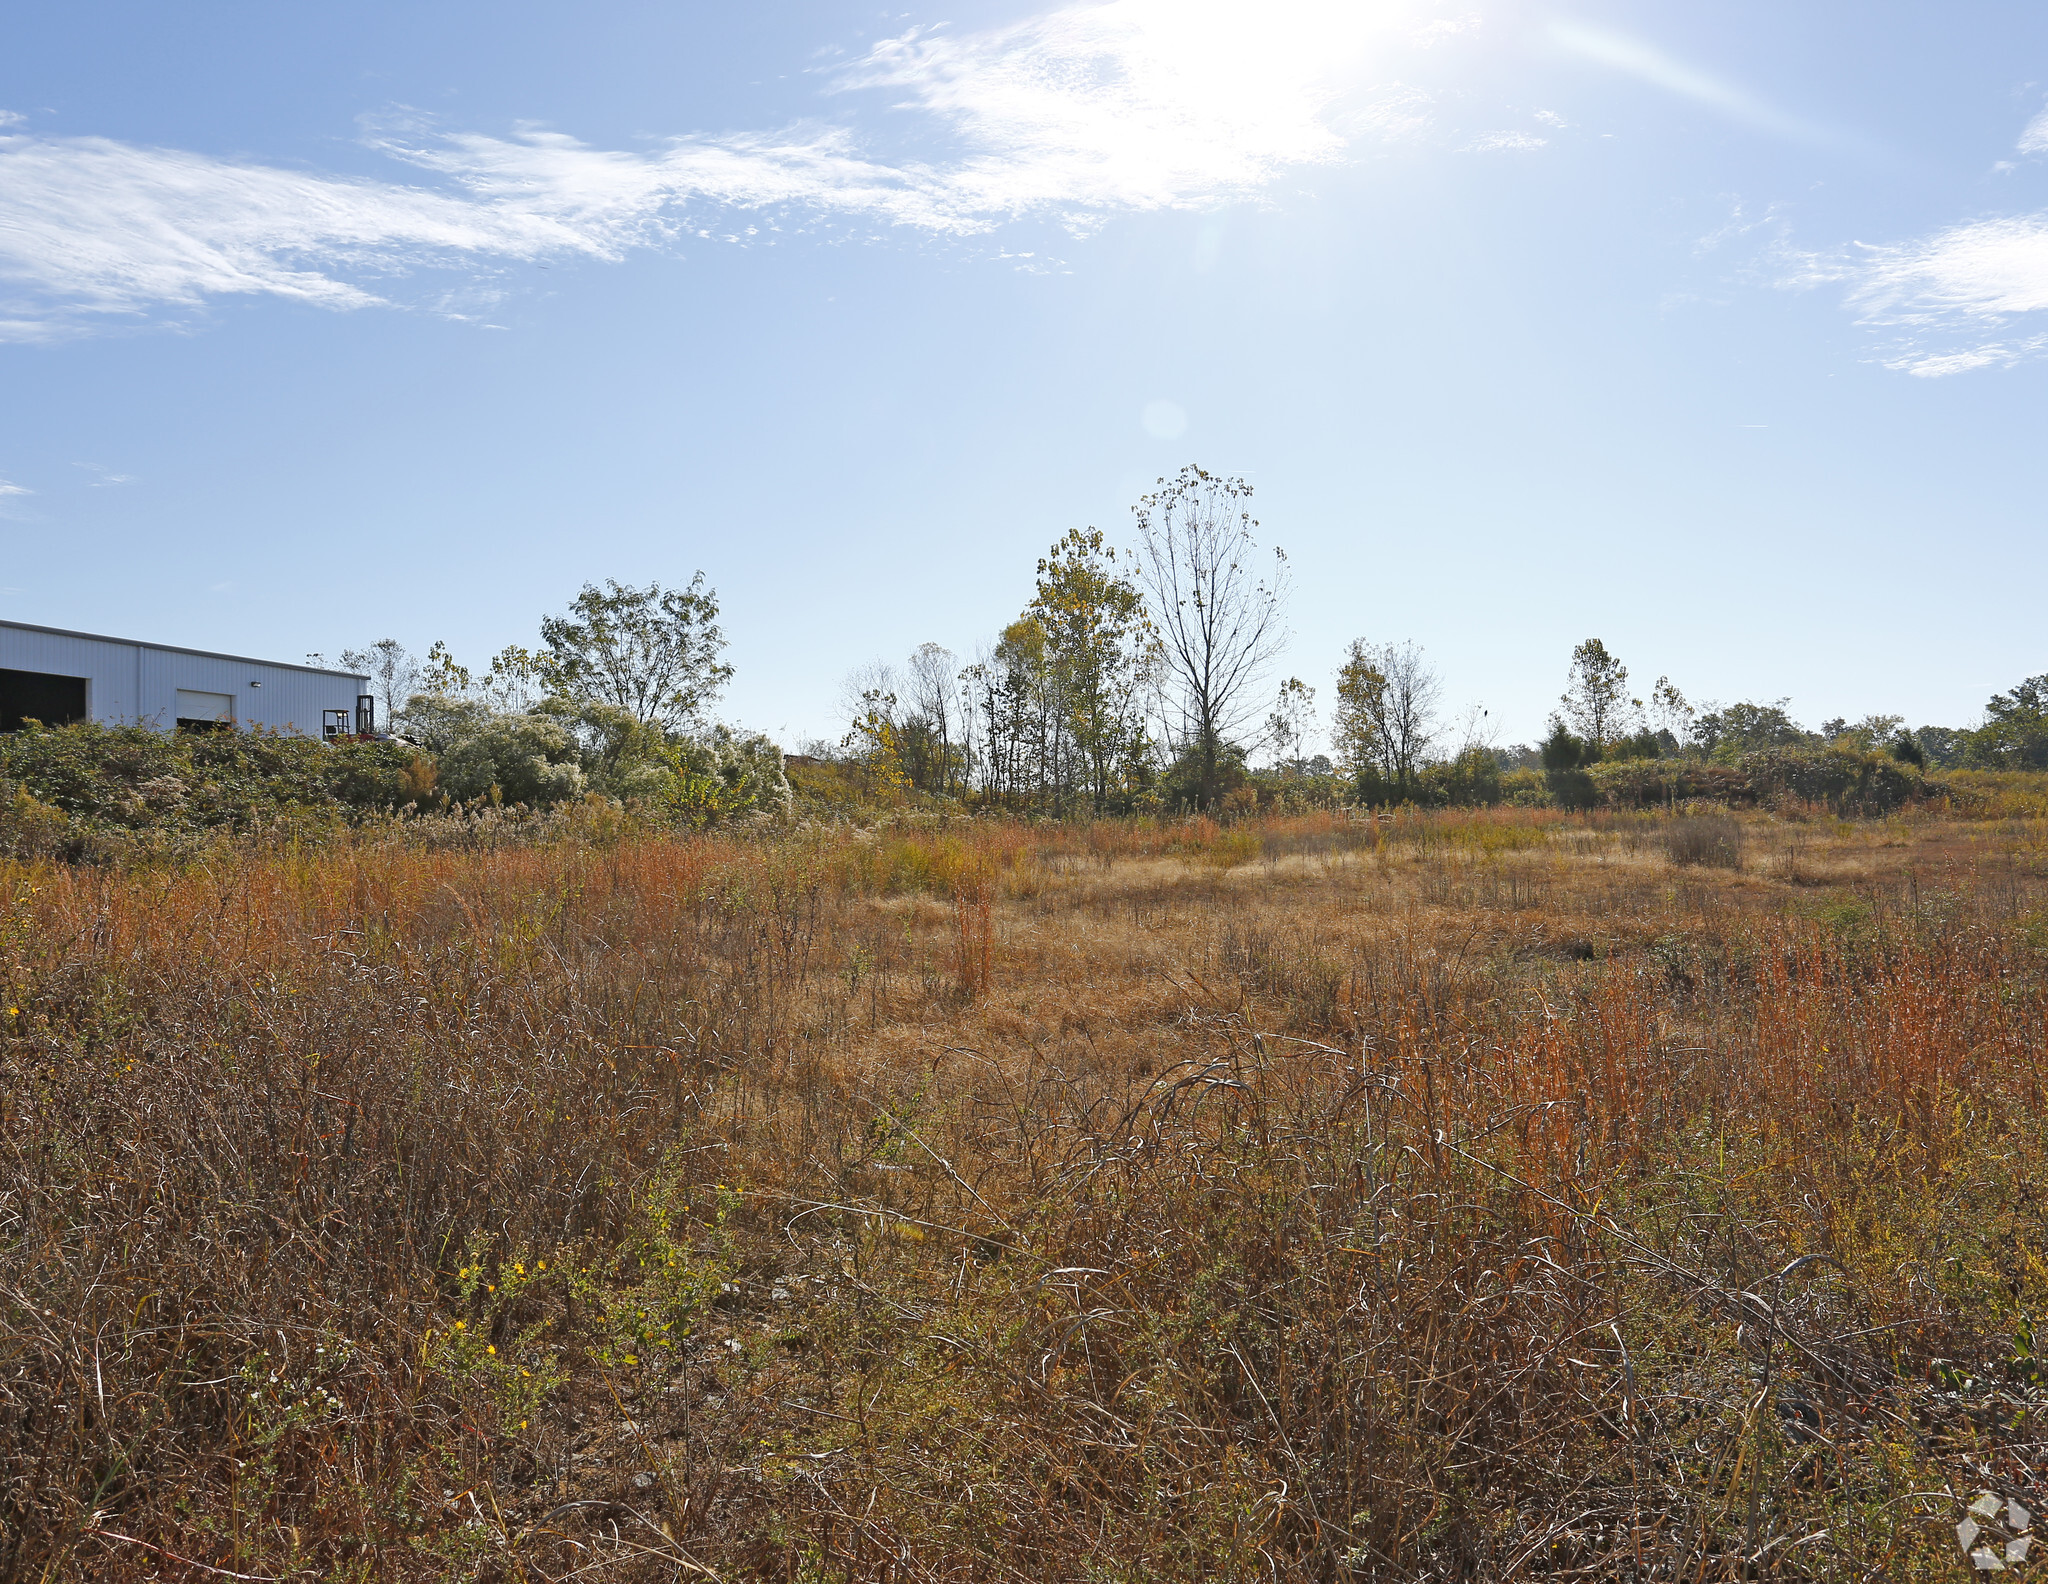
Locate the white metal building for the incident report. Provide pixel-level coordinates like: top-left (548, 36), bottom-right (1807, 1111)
top-left (0, 619), bottom-right (373, 737)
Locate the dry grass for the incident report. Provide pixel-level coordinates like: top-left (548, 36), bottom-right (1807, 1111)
top-left (4, 804), bottom-right (2048, 1581)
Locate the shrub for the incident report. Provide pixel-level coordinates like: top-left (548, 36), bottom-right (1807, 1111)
top-left (1588, 758), bottom-right (1749, 809)
top-left (437, 716), bottom-right (586, 806)
top-left (1664, 812), bottom-right (1743, 868)
top-left (0, 720), bottom-right (424, 846)
top-left (1738, 744), bottom-right (1921, 813)
top-left (651, 726), bottom-right (792, 826)
top-left (1419, 746), bottom-right (1502, 807)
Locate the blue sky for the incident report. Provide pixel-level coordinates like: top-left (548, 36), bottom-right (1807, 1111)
top-left (2, 0), bottom-right (2045, 750)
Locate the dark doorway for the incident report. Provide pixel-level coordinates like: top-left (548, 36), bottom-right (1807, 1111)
top-left (0, 668), bottom-right (88, 732)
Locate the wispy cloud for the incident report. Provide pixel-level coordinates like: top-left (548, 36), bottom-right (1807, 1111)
top-left (1839, 214), bottom-right (2048, 375)
top-left (0, 0), bottom-right (1440, 340)
top-left (0, 478), bottom-right (29, 496)
top-left (75, 462), bottom-right (134, 486)
top-left (838, 0), bottom-right (1399, 215)
top-left (1460, 130), bottom-right (1546, 153)
top-left (2021, 105), bottom-right (2048, 156)
top-left (0, 111), bottom-right (25, 129)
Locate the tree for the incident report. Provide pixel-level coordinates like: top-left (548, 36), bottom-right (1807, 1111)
top-left (338, 639), bottom-right (419, 734)
top-left (478, 646), bottom-right (544, 715)
top-left (1967, 673), bottom-right (2048, 769)
top-left (1540, 719), bottom-right (1596, 808)
top-left (394, 692), bottom-right (490, 752)
top-left (1028, 528), bottom-right (1157, 805)
top-left (1649, 676), bottom-right (1693, 743)
top-left (1560, 639), bottom-right (1633, 749)
top-left (1331, 640), bottom-right (1439, 795)
top-left (1692, 700), bottom-right (1811, 760)
top-left (537, 575), bottom-right (733, 731)
top-left (961, 619), bottom-right (1054, 806)
top-left (1820, 714), bottom-right (1905, 750)
top-left (1131, 467), bottom-right (1289, 808)
top-left (1263, 677), bottom-right (1317, 768)
top-left (1915, 724), bottom-right (1966, 769)
top-left (839, 650), bottom-right (968, 799)
top-left (902, 643), bottom-right (968, 796)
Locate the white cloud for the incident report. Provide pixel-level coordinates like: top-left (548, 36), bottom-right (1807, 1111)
top-left (1842, 213), bottom-right (2048, 374)
top-left (0, 111), bottom-right (25, 129)
top-left (0, 478), bottom-right (29, 496)
top-left (2021, 105), bottom-right (2048, 155)
top-left (0, 0), bottom-right (1439, 339)
top-left (837, 0), bottom-right (1405, 214)
top-left (1461, 131), bottom-right (1546, 153)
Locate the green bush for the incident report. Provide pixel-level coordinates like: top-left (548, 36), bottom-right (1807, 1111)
top-left (437, 717), bottom-right (586, 807)
top-left (651, 726), bottom-right (792, 826)
top-left (1418, 746), bottom-right (1502, 807)
top-left (1737, 745), bottom-right (1922, 813)
top-left (1587, 758), bottom-right (1748, 809)
top-left (0, 721), bottom-right (426, 857)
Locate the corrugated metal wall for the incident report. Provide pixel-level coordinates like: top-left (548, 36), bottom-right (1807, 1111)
top-left (1, 620), bottom-right (369, 735)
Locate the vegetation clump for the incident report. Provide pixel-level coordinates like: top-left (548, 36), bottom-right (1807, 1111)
top-left (0, 720), bottom-right (422, 857)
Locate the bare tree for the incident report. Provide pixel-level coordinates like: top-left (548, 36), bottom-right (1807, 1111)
top-left (338, 639), bottom-right (419, 734)
top-left (904, 643), bottom-right (965, 795)
top-left (1131, 466), bottom-right (1289, 807)
top-left (1263, 677), bottom-right (1318, 768)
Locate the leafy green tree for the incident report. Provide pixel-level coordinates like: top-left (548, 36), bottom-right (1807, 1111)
top-left (1965, 674), bottom-right (2048, 769)
top-left (1560, 639), bottom-right (1633, 749)
top-left (961, 619), bottom-right (1055, 806)
top-left (1915, 724), bottom-right (1966, 768)
top-left (533, 699), bottom-right (671, 797)
top-left (1540, 720), bottom-right (1596, 808)
top-left (1330, 645), bottom-right (1387, 780)
top-left (1820, 714), bottom-right (1905, 750)
top-left (538, 575), bottom-right (733, 731)
top-left (395, 692), bottom-right (491, 752)
top-left (1331, 640), bottom-right (1438, 797)
top-left (1540, 721), bottom-right (1590, 771)
top-left (1028, 528), bottom-right (1157, 805)
top-left (1693, 700), bottom-right (1811, 761)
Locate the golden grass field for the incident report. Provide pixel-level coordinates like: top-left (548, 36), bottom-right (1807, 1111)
top-left (5, 802), bottom-right (2048, 1580)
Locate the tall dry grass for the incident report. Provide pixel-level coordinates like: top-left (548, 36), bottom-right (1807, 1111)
top-left (2, 807), bottom-right (2046, 1580)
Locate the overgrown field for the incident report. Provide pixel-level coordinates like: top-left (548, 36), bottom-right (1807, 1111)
top-left (5, 804), bottom-right (2048, 1581)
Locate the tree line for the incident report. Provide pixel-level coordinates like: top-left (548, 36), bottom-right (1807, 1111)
top-left (323, 463), bottom-right (2046, 817)
top-left (826, 468), bottom-right (2047, 812)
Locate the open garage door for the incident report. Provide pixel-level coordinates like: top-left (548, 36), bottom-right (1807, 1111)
top-left (0, 668), bottom-right (87, 731)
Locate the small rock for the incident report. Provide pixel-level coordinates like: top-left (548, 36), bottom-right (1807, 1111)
top-left (632, 1472), bottom-right (655, 1491)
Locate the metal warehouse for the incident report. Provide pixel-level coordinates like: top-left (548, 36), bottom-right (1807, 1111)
top-left (0, 619), bottom-right (373, 737)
